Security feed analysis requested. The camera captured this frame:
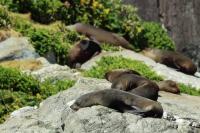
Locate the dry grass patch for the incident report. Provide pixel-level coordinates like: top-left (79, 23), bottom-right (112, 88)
top-left (0, 59), bottom-right (42, 71)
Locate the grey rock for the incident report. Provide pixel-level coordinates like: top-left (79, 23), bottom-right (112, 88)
top-left (1, 78), bottom-right (200, 133)
top-left (0, 37), bottom-right (39, 61)
top-left (81, 50), bottom-right (200, 90)
top-left (30, 64), bottom-right (81, 82)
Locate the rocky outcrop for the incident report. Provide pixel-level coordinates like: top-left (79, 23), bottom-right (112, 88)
top-left (30, 64), bottom-right (81, 82)
top-left (0, 78), bottom-right (200, 133)
top-left (123, 0), bottom-right (200, 71)
top-left (81, 50), bottom-right (200, 89)
top-left (0, 37), bottom-right (39, 61)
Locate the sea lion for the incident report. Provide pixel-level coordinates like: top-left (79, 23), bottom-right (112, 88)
top-left (142, 48), bottom-right (197, 75)
top-left (66, 23), bottom-right (134, 50)
top-left (157, 80), bottom-right (180, 94)
top-left (105, 69), bottom-right (159, 101)
top-left (67, 39), bottom-right (101, 68)
top-left (70, 89), bottom-right (163, 118)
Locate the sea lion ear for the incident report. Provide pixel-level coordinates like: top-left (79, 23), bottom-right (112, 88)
top-left (80, 40), bottom-right (89, 50)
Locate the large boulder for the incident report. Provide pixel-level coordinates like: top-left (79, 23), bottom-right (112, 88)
top-left (0, 77), bottom-right (199, 133)
top-left (0, 37), bottom-right (39, 61)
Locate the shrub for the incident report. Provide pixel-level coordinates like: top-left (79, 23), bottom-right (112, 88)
top-left (142, 22), bottom-right (175, 50)
top-left (40, 79), bottom-right (76, 99)
top-left (0, 6), bottom-right (11, 29)
top-left (0, 66), bottom-right (75, 123)
top-left (0, 66), bottom-right (40, 95)
top-left (27, 28), bottom-right (72, 64)
top-left (0, 0), bottom-right (12, 7)
top-left (30, 0), bottom-right (62, 24)
top-left (83, 56), bottom-right (163, 81)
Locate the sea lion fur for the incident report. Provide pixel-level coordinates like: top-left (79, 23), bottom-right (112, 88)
top-left (142, 48), bottom-right (197, 75)
top-left (105, 69), bottom-right (159, 101)
top-left (70, 89), bottom-right (163, 118)
top-left (66, 23), bottom-right (134, 50)
top-left (67, 39), bottom-right (101, 68)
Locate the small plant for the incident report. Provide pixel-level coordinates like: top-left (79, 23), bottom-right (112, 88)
top-left (83, 56), bottom-right (163, 81)
top-left (142, 22), bottom-right (175, 50)
top-left (30, 0), bottom-right (62, 24)
top-left (0, 6), bottom-right (11, 29)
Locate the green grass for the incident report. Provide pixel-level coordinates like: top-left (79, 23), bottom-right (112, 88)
top-left (178, 83), bottom-right (200, 96)
top-left (83, 56), bottom-right (163, 81)
top-left (0, 66), bottom-right (75, 123)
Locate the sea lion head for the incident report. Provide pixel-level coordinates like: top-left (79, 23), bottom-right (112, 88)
top-left (105, 69), bottom-right (140, 82)
top-left (79, 39), bottom-right (90, 50)
top-left (158, 80), bottom-right (180, 94)
top-left (70, 93), bottom-right (94, 111)
top-left (175, 59), bottom-right (197, 75)
top-left (141, 48), bottom-right (162, 61)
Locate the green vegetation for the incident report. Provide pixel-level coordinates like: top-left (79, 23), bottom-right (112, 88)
top-left (0, 66), bottom-right (75, 123)
top-left (178, 83), bottom-right (200, 96)
top-left (30, 0), bottom-right (62, 24)
top-left (0, 6), bottom-right (11, 29)
top-left (142, 22), bottom-right (175, 50)
top-left (83, 56), bottom-right (163, 81)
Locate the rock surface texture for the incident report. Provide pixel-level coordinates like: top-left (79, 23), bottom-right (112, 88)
top-left (0, 78), bottom-right (200, 133)
top-left (0, 37), bottom-right (39, 61)
top-left (123, 0), bottom-right (200, 71)
top-left (81, 50), bottom-right (200, 89)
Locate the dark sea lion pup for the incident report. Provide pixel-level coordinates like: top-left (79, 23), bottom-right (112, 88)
top-left (157, 80), bottom-right (180, 94)
top-left (70, 89), bottom-right (163, 118)
top-left (66, 23), bottom-right (134, 50)
top-left (142, 48), bottom-right (197, 75)
top-left (67, 39), bottom-right (101, 68)
top-left (105, 69), bottom-right (159, 101)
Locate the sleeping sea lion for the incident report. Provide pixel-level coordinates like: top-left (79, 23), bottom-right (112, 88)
top-left (142, 48), bottom-right (197, 75)
top-left (66, 23), bottom-right (134, 50)
top-left (70, 89), bottom-right (163, 118)
top-left (157, 80), bottom-right (180, 94)
top-left (105, 69), bottom-right (159, 101)
top-left (67, 39), bottom-right (101, 68)
top-left (105, 69), bottom-right (180, 99)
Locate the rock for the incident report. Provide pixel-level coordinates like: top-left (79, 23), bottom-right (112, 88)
top-left (0, 37), bottom-right (39, 61)
top-left (0, 77), bottom-right (200, 133)
top-left (81, 50), bottom-right (200, 90)
top-left (30, 64), bottom-right (81, 82)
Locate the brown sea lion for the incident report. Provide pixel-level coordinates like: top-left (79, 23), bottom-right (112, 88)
top-left (67, 39), bottom-right (101, 68)
top-left (157, 80), bottom-right (180, 94)
top-left (142, 48), bottom-right (197, 75)
top-left (70, 89), bottom-right (163, 118)
top-left (105, 69), bottom-right (159, 101)
top-left (66, 23), bottom-right (134, 50)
